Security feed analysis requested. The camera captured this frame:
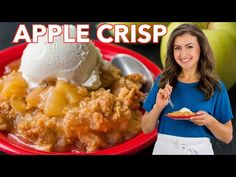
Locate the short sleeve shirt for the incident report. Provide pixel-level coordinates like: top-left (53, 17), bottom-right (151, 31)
top-left (142, 76), bottom-right (233, 138)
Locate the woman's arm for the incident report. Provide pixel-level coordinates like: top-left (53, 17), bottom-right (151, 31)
top-left (142, 83), bottom-right (173, 133)
top-left (207, 119), bottom-right (233, 144)
top-left (142, 104), bottom-right (163, 133)
top-left (191, 111), bottom-right (233, 144)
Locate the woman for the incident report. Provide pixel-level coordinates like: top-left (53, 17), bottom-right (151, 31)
top-left (142, 23), bottom-right (233, 155)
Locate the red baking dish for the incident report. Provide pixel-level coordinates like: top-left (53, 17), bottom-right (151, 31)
top-left (0, 41), bottom-right (161, 155)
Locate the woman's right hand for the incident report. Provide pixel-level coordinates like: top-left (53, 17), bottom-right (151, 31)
top-left (155, 82), bottom-right (173, 110)
top-left (142, 82), bottom-right (173, 134)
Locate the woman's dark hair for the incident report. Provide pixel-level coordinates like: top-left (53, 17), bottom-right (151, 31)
top-left (159, 23), bottom-right (220, 100)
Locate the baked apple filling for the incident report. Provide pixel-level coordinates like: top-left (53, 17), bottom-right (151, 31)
top-left (0, 62), bottom-right (145, 152)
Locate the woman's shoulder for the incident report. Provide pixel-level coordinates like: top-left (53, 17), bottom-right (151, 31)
top-left (153, 74), bottom-right (163, 88)
top-left (218, 80), bottom-right (227, 90)
top-left (215, 80), bottom-right (228, 94)
top-left (154, 74), bottom-right (163, 83)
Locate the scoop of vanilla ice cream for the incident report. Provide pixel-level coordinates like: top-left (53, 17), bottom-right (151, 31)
top-left (179, 107), bottom-right (193, 113)
top-left (19, 24), bottom-right (104, 89)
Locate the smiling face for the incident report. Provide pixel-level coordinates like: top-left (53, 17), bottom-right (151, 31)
top-left (173, 33), bottom-right (201, 72)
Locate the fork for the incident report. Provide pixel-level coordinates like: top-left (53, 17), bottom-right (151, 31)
top-left (168, 97), bottom-right (174, 108)
top-left (167, 80), bottom-right (174, 108)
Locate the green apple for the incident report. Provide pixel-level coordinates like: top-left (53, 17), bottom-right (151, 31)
top-left (160, 22), bottom-right (236, 89)
top-left (98, 22), bottom-right (169, 44)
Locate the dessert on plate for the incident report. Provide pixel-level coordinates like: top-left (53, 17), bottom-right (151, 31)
top-left (166, 107), bottom-right (196, 118)
top-left (0, 25), bottom-right (146, 152)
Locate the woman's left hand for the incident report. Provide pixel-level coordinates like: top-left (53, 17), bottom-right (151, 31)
top-left (190, 111), bottom-right (214, 126)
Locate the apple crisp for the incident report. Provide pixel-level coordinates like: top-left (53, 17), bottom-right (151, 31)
top-left (166, 108), bottom-right (196, 118)
top-left (0, 60), bottom-right (145, 152)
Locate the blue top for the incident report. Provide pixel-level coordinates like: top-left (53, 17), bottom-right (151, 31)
top-left (142, 75), bottom-right (233, 138)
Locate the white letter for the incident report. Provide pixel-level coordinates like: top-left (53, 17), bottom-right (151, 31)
top-left (138, 24), bottom-right (151, 44)
top-left (12, 24), bottom-right (31, 43)
top-left (32, 24), bottom-right (47, 43)
top-left (97, 24), bottom-right (113, 43)
top-left (76, 24), bottom-right (89, 43)
top-left (48, 25), bottom-right (62, 43)
top-left (153, 25), bottom-right (167, 43)
top-left (114, 25), bottom-right (129, 43)
top-left (64, 24), bottom-right (76, 43)
top-left (130, 25), bottom-right (137, 43)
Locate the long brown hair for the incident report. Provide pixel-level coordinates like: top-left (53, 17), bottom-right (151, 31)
top-left (159, 23), bottom-right (220, 100)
